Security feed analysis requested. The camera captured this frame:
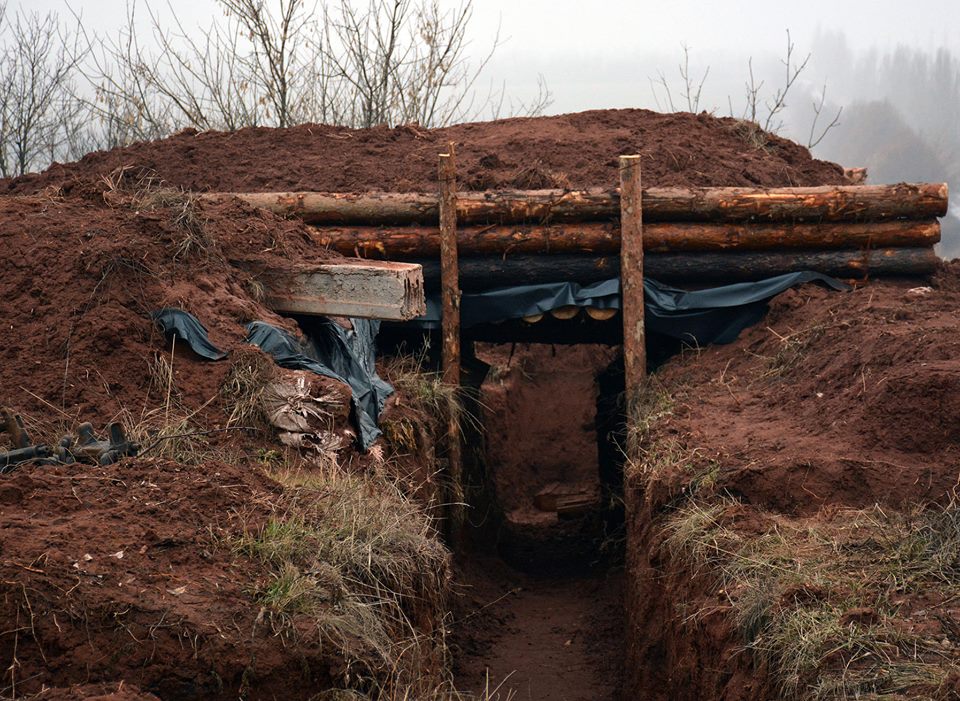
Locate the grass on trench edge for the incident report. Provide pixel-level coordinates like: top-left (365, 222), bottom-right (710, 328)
top-left (233, 464), bottom-right (459, 699)
top-left (662, 496), bottom-right (960, 700)
top-left (626, 376), bottom-right (960, 700)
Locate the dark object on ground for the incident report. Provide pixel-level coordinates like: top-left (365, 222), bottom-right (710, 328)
top-left (0, 407), bottom-right (52, 471)
top-left (151, 309), bottom-right (228, 360)
top-left (1, 409), bottom-right (140, 471)
top-left (71, 422), bottom-right (140, 465)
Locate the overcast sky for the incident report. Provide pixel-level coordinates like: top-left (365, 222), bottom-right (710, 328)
top-left (20, 0), bottom-right (960, 115)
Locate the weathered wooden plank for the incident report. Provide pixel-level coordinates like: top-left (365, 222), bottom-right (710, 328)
top-left (259, 260), bottom-right (425, 320)
top-left (208, 182), bottom-right (949, 225)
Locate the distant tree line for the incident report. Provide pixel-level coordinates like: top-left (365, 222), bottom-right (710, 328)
top-left (0, 0), bottom-right (552, 177)
top-left (805, 33), bottom-right (960, 255)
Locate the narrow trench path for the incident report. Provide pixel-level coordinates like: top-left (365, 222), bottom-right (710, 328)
top-left (453, 558), bottom-right (624, 701)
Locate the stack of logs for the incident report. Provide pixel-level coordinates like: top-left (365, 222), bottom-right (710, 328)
top-left (213, 182), bottom-right (948, 291)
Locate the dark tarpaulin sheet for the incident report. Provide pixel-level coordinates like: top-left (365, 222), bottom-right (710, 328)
top-left (410, 272), bottom-right (849, 346)
top-left (245, 319), bottom-right (393, 450)
top-left (151, 308), bottom-right (228, 360)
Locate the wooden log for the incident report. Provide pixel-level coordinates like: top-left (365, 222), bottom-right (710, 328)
top-left (412, 247), bottom-right (939, 290)
top-left (211, 182), bottom-right (949, 225)
top-left (438, 147), bottom-right (463, 543)
top-left (550, 306), bottom-right (580, 320)
top-left (257, 260), bottom-right (425, 320)
top-left (620, 154), bottom-right (646, 388)
top-left (310, 218), bottom-right (941, 257)
top-left (586, 307), bottom-right (618, 321)
top-left (438, 153), bottom-right (461, 386)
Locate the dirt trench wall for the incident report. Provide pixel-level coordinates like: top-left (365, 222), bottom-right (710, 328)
top-left (624, 475), bottom-right (773, 700)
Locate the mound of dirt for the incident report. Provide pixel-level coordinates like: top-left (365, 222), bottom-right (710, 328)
top-left (4, 109), bottom-right (846, 196)
top-left (647, 271), bottom-right (960, 515)
top-left (0, 182), bottom-right (341, 433)
top-left (624, 265), bottom-right (960, 699)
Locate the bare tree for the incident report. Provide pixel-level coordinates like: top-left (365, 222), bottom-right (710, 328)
top-left (320, 0), bottom-right (536, 128)
top-left (75, 0), bottom-right (547, 138)
top-left (652, 31), bottom-right (843, 148)
top-left (807, 84), bottom-right (842, 149)
top-left (0, 4), bottom-right (85, 177)
top-left (650, 43), bottom-right (710, 113)
top-left (0, 0), bottom-right (549, 175)
top-left (218, 0), bottom-right (312, 128)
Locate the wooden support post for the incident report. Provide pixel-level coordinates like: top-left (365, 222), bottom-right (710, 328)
top-left (439, 145), bottom-right (464, 540)
top-left (620, 155), bottom-right (645, 458)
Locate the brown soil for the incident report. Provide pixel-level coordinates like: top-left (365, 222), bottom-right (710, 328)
top-left (625, 264), bottom-right (960, 699)
top-left (0, 458), bottom-right (329, 699)
top-left (25, 684), bottom-right (161, 700)
top-left (473, 344), bottom-right (618, 571)
top-left (477, 344), bottom-right (615, 515)
top-left (4, 109), bottom-right (845, 196)
top-left (452, 558), bottom-right (623, 701)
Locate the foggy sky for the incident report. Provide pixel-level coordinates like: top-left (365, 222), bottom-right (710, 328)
top-left (21, 0), bottom-right (960, 117)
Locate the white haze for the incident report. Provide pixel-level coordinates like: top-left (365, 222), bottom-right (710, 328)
top-left (18, 0), bottom-right (960, 253)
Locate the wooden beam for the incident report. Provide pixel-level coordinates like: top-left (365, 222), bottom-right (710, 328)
top-left (308, 218), bottom-right (942, 257)
top-left (620, 155), bottom-right (646, 401)
top-left (258, 260), bottom-right (425, 320)
top-left (439, 152), bottom-right (461, 386)
top-left (208, 182), bottom-right (950, 225)
top-left (439, 146), bottom-right (464, 542)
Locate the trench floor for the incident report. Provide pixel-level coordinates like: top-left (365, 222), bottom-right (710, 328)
top-left (453, 557), bottom-right (624, 701)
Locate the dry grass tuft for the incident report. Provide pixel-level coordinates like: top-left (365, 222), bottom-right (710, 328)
top-left (625, 375), bottom-right (674, 457)
top-left (663, 497), bottom-right (960, 700)
top-left (752, 324), bottom-right (828, 380)
top-left (101, 165), bottom-right (211, 259)
top-left (220, 347), bottom-right (276, 429)
top-left (729, 119), bottom-right (772, 152)
top-left (235, 463), bottom-right (452, 697)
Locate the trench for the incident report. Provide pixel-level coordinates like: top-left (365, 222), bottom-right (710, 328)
top-left (441, 342), bottom-right (629, 701)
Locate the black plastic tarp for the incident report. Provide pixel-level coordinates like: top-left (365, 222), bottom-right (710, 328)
top-left (150, 309), bottom-right (391, 450)
top-left (409, 271), bottom-right (849, 346)
top-left (246, 319), bottom-right (393, 450)
top-left (151, 308), bottom-right (228, 360)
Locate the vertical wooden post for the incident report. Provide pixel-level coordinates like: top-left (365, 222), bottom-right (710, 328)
top-left (620, 155), bottom-right (646, 442)
top-left (439, 145), bottom-right (463, 540)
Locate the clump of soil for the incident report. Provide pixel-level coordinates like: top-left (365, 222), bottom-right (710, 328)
top-left (4, 109), bottom-right (846, 196)
top-left (624, 265), bottom-right (960, 699)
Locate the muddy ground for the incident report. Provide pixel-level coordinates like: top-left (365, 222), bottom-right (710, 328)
top-left (453, 557), bottom-right (623, 701)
